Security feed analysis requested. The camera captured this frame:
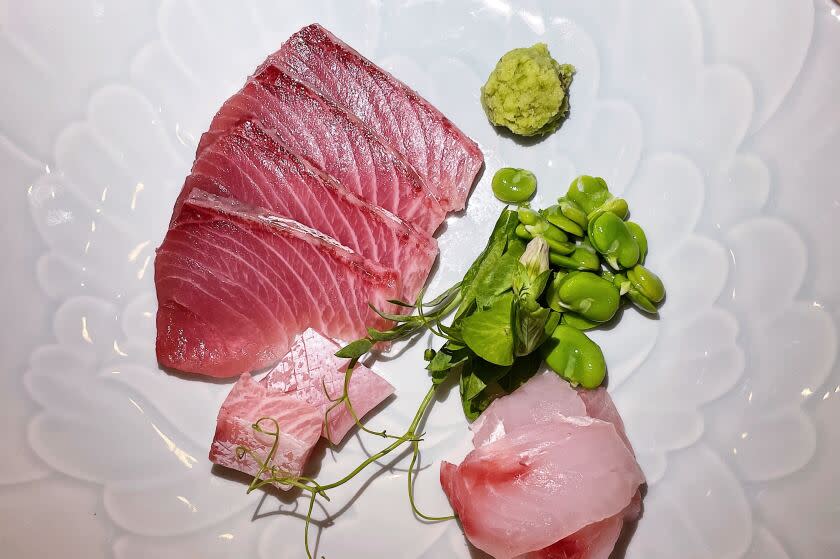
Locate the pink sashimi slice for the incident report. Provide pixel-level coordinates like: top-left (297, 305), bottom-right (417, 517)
top-left (176, 120), bottom-right (438, 303)
top-left (209, 373), bottom-right (322, 489)
top-left (267, 23), bottom-right (484, 212)
top-left (517, 515), bottom-right (624, 559)
top-left (470, 370), bottom-right (588, 447)
top-left (155, 190), bottom-right (402, 377)
top-left (442, 371), bottom-right (645, 559)
top-left (197, 65), bottom-right (445, 235)
top-left (576, 386), bottom-right (633, 453)
top-left (439, 417), bottom-right (644, 559)
top-left (260, 328), bottom-right (395, 444)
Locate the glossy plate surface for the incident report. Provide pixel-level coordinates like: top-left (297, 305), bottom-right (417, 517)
top-left (2, 1), bottom-right (839, 557)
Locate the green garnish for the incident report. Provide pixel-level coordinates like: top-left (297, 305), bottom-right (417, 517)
top-left (492, 167), bottom-right (537, 203)
top-left (237, 172), bottom-right (666, 557)
top-left (540, 324), bottom-right (606, 389)
top-left (481, 43), bottom-right (575, 137)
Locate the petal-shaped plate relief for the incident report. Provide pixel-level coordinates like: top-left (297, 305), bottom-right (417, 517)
top-left (657, 307), bottom-right (739, 364)
top-left (0, 478), bottom-right (110, 557)
top-left (28, 173), bottom-right (152, 301)
top-left (694, 0), bottom-right (814, 134)
top-left (52, 296), bottom-right (122, 358)
top-left (624, 153), bottom-right (704, 257)
top-left (258, 468), bottom-right (450, 559)
top-left (122, 291), bottom-right (158, 345)
top-left (704, 153), bottom-right (770, 231)
top-left (103, 364), bottom-right (228, 449)
top-left (0, 395), bottom-right (52, 485)
top-left (620, 408), bottom-right (704, 460)
top-left (686, 64), bottom-right (753, 167)
top-left (756, 391), bottom-right (840, 558)
top-left (129, 41), bottom-right (205, 155)
top-left (113, 512), bottom-right (265, 559)
top-left (743, 525), bottom-right (791, 559)
top-left (726, 217), bottom-right (806, 317)
top-left (379, 0), bottom-right (496, 65)
top-left (158, 0), bottom-right (269, 92)
top-left (531, 16), bottom-right (602, 147)
top-left (628, 444), bottom-right (751, 559)
top-left (748, 302), bottom-right (836, 408)
top-left (772, 135), bottom-right (840, 305)
top-left (54, 90), bottom-right (183, 237)
top-left (0, 135), bottom-right (53, 485)
top-left (85, 86), bottom-right (185, 210)
top-left (36, 251), bottom-right (109, 299)
top-left (28, 367), bottom-right (209, 484)
top-left (724, 408), bottom-right (816, 482)
top-left (570, 99), bottom-right (643, 194)
top-left (635, 450), bottom-right (667, 486)
top-left (588, 309), bottom-right (658, 391)
top-left (0, 1), bottom-right (157, 155)
top-left (657, 235), bottom-right (729, 319)
top-left (0, 363), bottom-right (52, 485)
top-left (605, 0), bottom-right (703, 135)
top-left (28, 411), bottom-right (197, 485)
top-left (24, 344), bottom-right (112, 419)
top-left (603, 0), bottom-right (753, 166)
top-left (104, 462), bottom-right (256, 537)
top-left (0, 34), bottom-right (73, 156)
top-left (651, 345), bottom-right (744, 407)
top-left (422, 56), bottom-right (493, 153)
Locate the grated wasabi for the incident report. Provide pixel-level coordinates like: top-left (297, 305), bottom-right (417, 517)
top-left (481, 43), bottom-right (575, 137)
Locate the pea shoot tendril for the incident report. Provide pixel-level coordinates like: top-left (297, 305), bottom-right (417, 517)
top-left (233, 174), bottom-right (665, 556)
top-left (237, 286), bottom-right (460, 558)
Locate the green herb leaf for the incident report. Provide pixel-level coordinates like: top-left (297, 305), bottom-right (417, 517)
top-left (474, 243), bottom-right (524, 309)
top-left (499, 351), bottom-right (543, 393)
top-left (463, 380), bottom-right (506, 420)
top-left (431, 367), bottom-right (450, 386)
top-left (387, 298), bottom-right (415, 308)
top-left (512, 297), bottom-right (551, 357)
top-left (368, 304), bottom-right (414, 323)
top-left (460, 369), bottom-right (486, 402)
top-left (460, 292), bottom-right (515, 366)
top-left (335, 338), bottom-right (373, 359)
top-left (456, 209), bottom-right (519, 319)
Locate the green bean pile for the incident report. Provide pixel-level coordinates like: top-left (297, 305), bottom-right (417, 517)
top-left (336, 171), bottom-right (665, 420)
top-left (503, 172), bottom-right (665, 389)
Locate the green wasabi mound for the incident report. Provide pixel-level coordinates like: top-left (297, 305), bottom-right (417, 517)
top-left (481, 43), bottom-right (575, 137)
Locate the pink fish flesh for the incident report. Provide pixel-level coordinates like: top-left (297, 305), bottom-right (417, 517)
top-left (261, 328), bottom-right (395, 444)
top-left (518, 515), bottom-right (624, 559)
top-left (155, 190), bottom-right (402, 377)
top-left (440, 371), bottom-right (645, 559)
top-left (576, 386), bottom-right (633, 452)
top-left (470, 370), bottom-right (588, 447)
top-left (198, 65), bottom-right (445, 235)
top-left (177, 120), bottom-right (437, 302)
top-left (267, 23), bottom-right (484, 212)
top-left (209, 373), bottom-right (322, 488)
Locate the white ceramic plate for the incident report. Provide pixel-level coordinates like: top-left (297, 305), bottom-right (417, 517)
top-left (2, 1), bottom-right (839, 557)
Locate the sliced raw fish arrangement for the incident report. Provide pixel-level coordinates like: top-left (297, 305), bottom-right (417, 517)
top-left (156, 24), bottom-right (481, 381)
top-left (150, 20), bottom-right (649, 559)
top-left (198, 65), bottom-right (446, 234)
top-left (261, 328), bottom-right (395, 444)
top-left (440, 371), bottom-right (645, 559)
top-left (269, 23), bottom-right (484, 211)
top-left (209, 373), bottom-right (322, 488)
top-left (179, 120), bottom-right (438, 302)
top-left (155, 191), bottom-right (402, 377)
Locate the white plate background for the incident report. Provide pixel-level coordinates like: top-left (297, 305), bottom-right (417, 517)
top-left (2, 1), bottom-right (839, 557)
